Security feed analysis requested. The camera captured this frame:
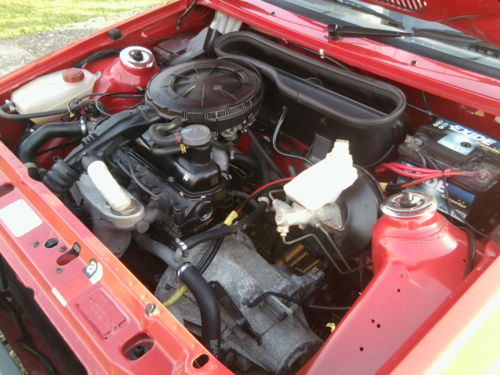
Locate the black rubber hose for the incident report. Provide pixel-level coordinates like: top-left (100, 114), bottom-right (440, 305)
top-left (133, 234), bottom-right (180, 269)
top-left (18, 122), bottom-right (86, 179)
top-left (147, 119), bottom-right (183, 146)
top-left (211, 140), bottom-right (261, 171)
top-left (151, 145), bottom-right (182, 156)
top-left (250, 142), bottom-right (271, 183)
top-left (0, 103), bottom-right (88, 121)
top-left (177, 263), bottom-right (220, 357)
top-left (180, 201), bottom-right (266, 251)
top-left (231, 152), bottom-right (260, 170)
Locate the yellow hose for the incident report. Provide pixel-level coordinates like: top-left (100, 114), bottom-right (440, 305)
top-left (163, 284), bottom-right (188, 306)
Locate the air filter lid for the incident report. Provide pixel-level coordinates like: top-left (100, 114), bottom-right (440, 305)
top-left (146, 59), bottom-right (263, 131)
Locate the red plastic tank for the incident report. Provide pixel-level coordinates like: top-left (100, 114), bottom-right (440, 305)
top-left (86, 46), bottom-right (160, 114)
top-left (301, 192), bottom-right (474, 375)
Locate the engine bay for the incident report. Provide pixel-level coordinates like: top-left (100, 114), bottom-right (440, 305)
top-left (0, 6), bottom-right (499, 375)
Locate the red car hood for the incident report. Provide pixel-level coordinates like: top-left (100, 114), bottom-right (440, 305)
top-left (363, 0), bottom-right (500, 45)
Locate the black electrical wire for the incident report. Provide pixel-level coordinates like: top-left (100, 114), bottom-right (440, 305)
top-left (271, 106), bottom-right (313, 166)
top-left (307, 304), bottom-right (351, 311)
top-left (114, 156), bottom-right (158, 198)
top-left (179, 201), bottom-right (266, 252)
top-left (0, 102), bottom-right (89, 121)
top-left (33, 139), bottom-right (81, 156)
top-left (196, 238), bottom-right (224, 274)
top-left (460, 226), bottom-right (476, 276)
top-left (361, 144), bottom-right (395, 168)
top-left (247, 291), bottom-right (302, 307)
top-left (73, 49), bottom-right (119, 68)
top-left (0, 294), bottom-right (58, 375)
top-left (176, 0), bottom-right (198, 29)
top-left (248, 130), bottom-right (286, 178)
top-left (93, 93), bottom-right (145, 116)
top-left (247, 291), bottom-right (351, 311)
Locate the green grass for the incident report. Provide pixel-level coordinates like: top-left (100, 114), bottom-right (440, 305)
top-left (0, 0), bottom-right (166, 39)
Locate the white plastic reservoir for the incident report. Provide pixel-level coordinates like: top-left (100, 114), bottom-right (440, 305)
top-left (10, 68), bottom-right (96, 124)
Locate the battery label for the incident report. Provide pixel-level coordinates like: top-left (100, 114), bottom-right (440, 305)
top-left (432, 119), bottom-right (500, 155)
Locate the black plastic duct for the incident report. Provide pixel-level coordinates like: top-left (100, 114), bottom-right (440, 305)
top-left (214, 32), bottom-right (407, 165)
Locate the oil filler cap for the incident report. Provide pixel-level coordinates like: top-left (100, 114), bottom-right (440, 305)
top-left (181, 124), bottom-right (211, 146)
top-left (381, 192), bottom-right (437, 218)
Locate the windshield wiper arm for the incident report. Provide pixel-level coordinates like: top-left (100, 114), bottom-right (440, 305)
top-left (328, 24), bottom-right (480, 43)
top-left (328, 24), bottom-right (410, 40)
top-left (329, 0), bottom-right (404, 28)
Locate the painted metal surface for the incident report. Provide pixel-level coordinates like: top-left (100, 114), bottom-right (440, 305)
top-left (199, 0), bottom-right (500, 117)
top-left (0, 147), bottom-right (230, 374)
top-left (361, 0), bottom-right (500, 46)
top-left (299, 197), bottom-right (481, 374)
top-left (0, 0), bottom-right (498, 374)
top-left (86, 54), bottom-right (160, 114)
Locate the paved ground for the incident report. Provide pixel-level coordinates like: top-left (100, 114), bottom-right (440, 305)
top-left (0, 8), bottom-right (153, 77)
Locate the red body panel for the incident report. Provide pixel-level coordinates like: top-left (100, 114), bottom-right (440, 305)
top-left (300, 204), bottom-right (477, 374)
top-left (362, 0), bottom-right (500, 46)
top-left (0, 1), bottom-right (498, 374)
top-left (87, 56), bottom-right (160, 114)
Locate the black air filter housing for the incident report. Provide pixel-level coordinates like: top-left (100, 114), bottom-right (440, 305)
top-left (146, 59), bottom-right (263, 131)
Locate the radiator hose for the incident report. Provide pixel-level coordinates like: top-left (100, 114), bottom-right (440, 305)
top-left (177, 263), bottom-right (221, 357)
top-left (17, 121), bottom-right (86, 179)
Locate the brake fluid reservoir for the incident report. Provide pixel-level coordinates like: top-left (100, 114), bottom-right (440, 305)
top-left (11, 68), bottom-right (96, 125)
top-left (284, 140), bottom-right (357, 210)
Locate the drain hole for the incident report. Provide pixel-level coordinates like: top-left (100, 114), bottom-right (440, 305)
top-left (123, 333), bottom-right (153, 361)
top-left (192, 354), bottom-right (209, 369)
top-left (0, 183), bottom-right (14, 198)
top-left (45, 238), bottom-right (59, 248)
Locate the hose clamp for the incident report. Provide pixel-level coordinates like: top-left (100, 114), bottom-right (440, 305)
top-left (177, 262), bottom-right (192, 277)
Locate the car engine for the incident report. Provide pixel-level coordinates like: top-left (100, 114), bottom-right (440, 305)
top-left (2, 12), bottom-right (498, 375)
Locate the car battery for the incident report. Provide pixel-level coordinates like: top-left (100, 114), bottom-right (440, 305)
top-left (397, 118), bottom-right (500, 233)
